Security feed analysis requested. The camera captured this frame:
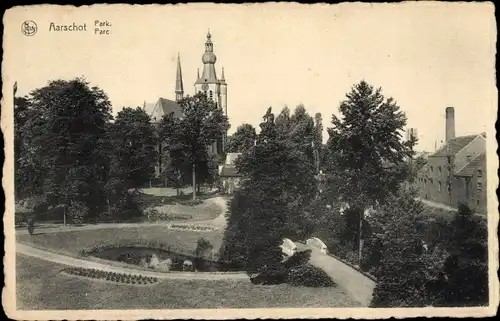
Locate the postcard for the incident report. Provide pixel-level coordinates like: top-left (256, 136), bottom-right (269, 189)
top-left (2, 2), bottom-right (498, 319)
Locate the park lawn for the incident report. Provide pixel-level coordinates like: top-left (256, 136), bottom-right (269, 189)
top-left (16, 254), bottom-right (360, 309)
top-left (16, 226), bottom-right (224, 257)
top-left (152, 201), bottom-right (224, 221)
top-left (136, 188), bottom-right (225, 221)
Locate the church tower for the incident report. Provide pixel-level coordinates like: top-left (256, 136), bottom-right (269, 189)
top-left (175, 53), bottom-right (184, 102)
top-left (195, 30), bottom-right (222, 107)
top-left (195, 30), bottom-right (228, 154)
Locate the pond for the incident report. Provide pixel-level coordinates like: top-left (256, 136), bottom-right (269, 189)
top-left (91, 246), bottom-right (238, 272)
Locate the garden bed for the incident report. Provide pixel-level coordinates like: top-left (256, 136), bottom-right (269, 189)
top-left (17, 254), bottom-right (360, 309)
top-left (168, 224), bottom-right (216, 232)
top-left (61, 267), bottom-right (160, 286)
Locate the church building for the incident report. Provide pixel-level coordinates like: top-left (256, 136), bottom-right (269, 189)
top-left (144, 30), bottom-right (228, 178)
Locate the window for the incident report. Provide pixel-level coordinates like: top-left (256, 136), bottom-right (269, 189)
top-left (430, 166), bottom-right (434, 172)
top-left (209, 90), bottom-right (213, 100)
top-left (447, 183), bottom-right (451, 194)
top-left (477, 169), bottom-right (483, 177)
top-left (447, 156), bottom-right (451, 164)
top-left (438, 166), bottom-right (442, 173)
top-left (477, 199), bottom-right (480, 206)
top-left (477, 182), bottom-right (482, 191)
top-left (438, 181), bottom-right (442, 192)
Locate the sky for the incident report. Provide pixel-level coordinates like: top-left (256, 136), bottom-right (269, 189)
top-left (4, 3), bottom-right (497, 152)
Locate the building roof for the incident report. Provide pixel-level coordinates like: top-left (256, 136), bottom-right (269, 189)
top-left (431, 135), bottom-right (479, 157)
top-left (455, 153), bottom-right (486, 177)
top-left (220, 165), bottom-right (241, 177)
top-left (158, 98), bottom-right (183, 118)
top-left (146, 97), bottom-right (183, 122)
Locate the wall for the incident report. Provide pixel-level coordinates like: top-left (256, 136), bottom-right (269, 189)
top-left (416, 154), bottom-right (487, 214)
top-left (418, 155), bottom-right (454, 206)
top-left (469, 159), bottom-right (487, 215)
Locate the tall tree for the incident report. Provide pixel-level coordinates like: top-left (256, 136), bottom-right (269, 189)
top-left (275, 106), bottom-right (292, 139)
top-left (22, 78), bottom-right (112, 222)
top-left (109, 107), bottom-right (157, 189)
top-left (14, 96), bottom-right (43, 198)
top-left (226, 123), bottom-right (257, 153)
top-left (159, 92), bottom-right (228, 200)
top-left (219, 107), bottom-right (317, 272)
top-left (325, 80), bottom-right (415, 266)
top-left (275, 105), bottom-right (316, 166)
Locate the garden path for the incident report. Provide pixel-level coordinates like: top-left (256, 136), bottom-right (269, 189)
top-left (16, 196), bottom-right (229, 235)
top-left (295, 242), bottom-right (375, 307)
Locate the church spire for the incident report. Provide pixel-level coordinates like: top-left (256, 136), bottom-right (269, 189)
top-left (199, 30), bottom-right (217, 81)
top-left (175, 52), bottom-right (184, 101)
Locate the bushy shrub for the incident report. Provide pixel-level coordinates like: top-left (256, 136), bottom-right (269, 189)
top-left (250, 264), bottom-right (289, 285)
top-left (283, 249), bottom-right (311, 269)
top-left (287, 264), bottom-right (335, 287)
top-left (68, 202), bottom-right (88, 225)
top-left (179, 199), bottom-right (203, 206)
top-left (15, 211), bottom-right (31, 227)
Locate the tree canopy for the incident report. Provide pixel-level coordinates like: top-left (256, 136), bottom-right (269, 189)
top-left (226, 123), bottom-right (257, 153)
top-left (220, 107), bottom-right (317, 271)
top-left (159, 92), bottom-right (229, 199)
top-left (109, 107), bottom-right (157, 189)
top-left (18, 78), bottom-right (113, 222)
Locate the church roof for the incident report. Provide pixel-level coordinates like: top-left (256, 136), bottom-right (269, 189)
top-left (157, 98), bottom-right (182, 118)
top-left (145, 97), bottom-right (182, 122)
top-left (431, 134), bottom-right (479, 157)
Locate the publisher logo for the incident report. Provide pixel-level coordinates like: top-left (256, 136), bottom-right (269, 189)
top-left (21, 20), bottom-right (37, 36)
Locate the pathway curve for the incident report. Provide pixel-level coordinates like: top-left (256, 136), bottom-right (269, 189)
top-left (295, 242), bottom-right (375, 307)
top-left (16, 195), bottom-right (245, 280)
top-left (16, 243), bottom-right (248, 280)
top-left (16, 196), bottom-right (230, 236)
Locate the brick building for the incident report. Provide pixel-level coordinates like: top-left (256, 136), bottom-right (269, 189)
top-left (416, 107), bottom-right (487, 214)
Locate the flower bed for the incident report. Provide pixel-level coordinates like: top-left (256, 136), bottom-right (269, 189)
top-left (61, 267), bottom-right (160, 285)
top-left (169, 224), bottom-right (216, 232)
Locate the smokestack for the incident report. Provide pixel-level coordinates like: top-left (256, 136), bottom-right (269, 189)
top-left (445, 107), bottom-right (455, 142)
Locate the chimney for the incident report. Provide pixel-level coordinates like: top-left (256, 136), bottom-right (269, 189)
top-left (445, 107), bottom-right (455, 142)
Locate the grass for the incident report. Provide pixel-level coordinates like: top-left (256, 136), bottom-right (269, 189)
top-left (16, 254), bottom-right (360, 309)
top-left (136, 188), bottom-right (224, 221)
top-left (16, 226), bottom-right (224, 258)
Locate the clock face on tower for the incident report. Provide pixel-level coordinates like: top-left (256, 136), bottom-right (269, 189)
top-left (202, 84), bottom-right (209, 91)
